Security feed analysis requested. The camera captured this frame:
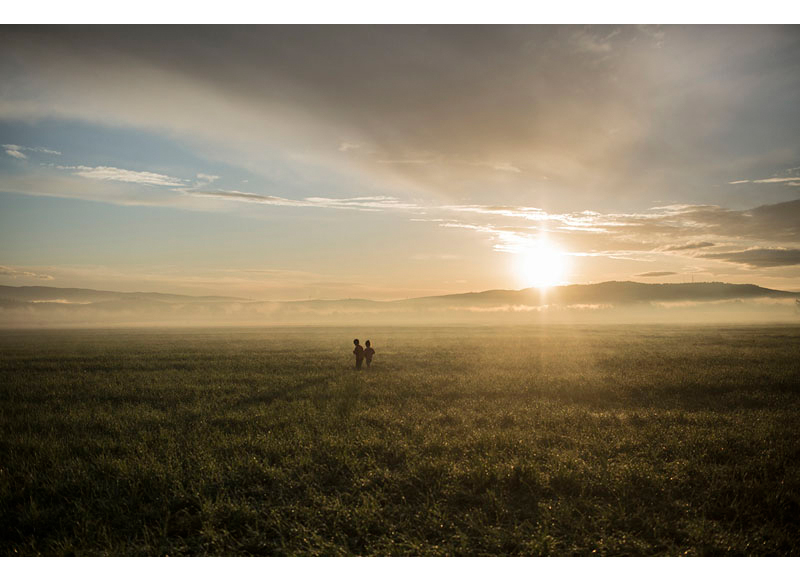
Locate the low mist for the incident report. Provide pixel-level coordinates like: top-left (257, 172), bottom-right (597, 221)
top-left (2, 282), bottom-right (798, 328)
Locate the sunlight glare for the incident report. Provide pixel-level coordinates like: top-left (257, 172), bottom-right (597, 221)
top-left (514, 240), bottom-right (569, 288)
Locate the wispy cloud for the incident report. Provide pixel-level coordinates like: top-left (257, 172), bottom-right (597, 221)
top-left (3, 144), bottom-right (62, 159)
top-left (304, 196), bottom-right (419, 211)
top-left (0, 265), bottom-right (54, 280)
top-left (189, 190), bottom-right (419, 212)
top-left (443, 204), bottom-right (636, 232)
top-left (729, 167), bottom-right (800, 186)
top-left (444, 199), bottom-right (800, 243)
top-left (188, 190), bottom-right (307, 206)
top-left (338, 142), bottom-right (362, 152)
top-left (64, 165), bottom-right (186, 187)
top-left (430, 199), bottom-right (800, 277)
top-left (754, 177), bottom-right (799, 184)
top-left (465, 161), bottom-right (523, 173)
top-left (196, 173), bottom-right (220, 183)
top-left (487, 162), bottom-right (522, 174)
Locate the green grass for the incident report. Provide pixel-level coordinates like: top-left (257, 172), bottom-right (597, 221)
top-left (1, 325), bottom-right (799, 556)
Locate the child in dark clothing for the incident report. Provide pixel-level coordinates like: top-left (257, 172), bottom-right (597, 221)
top-left (364, 340), bottom-right (375, 368)
top-left (353, 338), bottom-right (364, 370)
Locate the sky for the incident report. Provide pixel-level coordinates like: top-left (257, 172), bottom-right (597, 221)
top-left (1, 24), bottom-right (799, 299)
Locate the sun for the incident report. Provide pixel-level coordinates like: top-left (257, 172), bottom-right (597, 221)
top-left (514, 240), bottom-right (569, 288)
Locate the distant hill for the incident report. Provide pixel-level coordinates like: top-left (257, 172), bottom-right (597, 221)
top-left (407, 281), bottom-right (800, 306)
top-left (0, 285), bottom-right (246, 304)
top-left (1, 282), bottom-right (798, 327)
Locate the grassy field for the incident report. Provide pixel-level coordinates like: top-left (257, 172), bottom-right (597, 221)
top-left (1, 325), bottom-right (799, 556)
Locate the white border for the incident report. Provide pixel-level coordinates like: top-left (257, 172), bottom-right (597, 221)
top-left (2, 1), bottom-right (800, 24)
top-left (1, 556), bottom-right (797, 578)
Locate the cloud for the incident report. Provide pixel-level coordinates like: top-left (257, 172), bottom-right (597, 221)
top-left (660, 241), bottom-right (716, 251)
top-left (189, 190), bottom-right (419, 212)
top-left (728, 174), bottom-right (800, 186)
top-left (473, 161), bottom-right (522, 173)
top-left (457, 198), bottom-right (799, 244)
top-left (4, 147), bottom-right (26, 159)
top-left (338, 142), bottom-right (361, 152)
top-left (32, 146), bottom-right (61, 155)
top-left (7, 152), bottom-right (796, 271)
top-left (636, 271), bottom-right (678, 277)
top-left (754, 177), bottom-right (800, 184)
top-left (304, 196), bottom-right (419, 211)
top-left (430, 198), bottom-right (800, 276)
top-left (489, 162), bottom-right (521, 173)
top-left (196, 173), bottom-right (220, 183)
top-left (66, 165), bottom-right (186, 187)
top-left (0, 266), bottom-right (54, 280)
top-left (3, 144), bottom-right (62, 159)
top-left (699, 248), bottom-right (800, 268)
top-left (188, 190), bottom-right (307, 206)
top-left (2, 27), bottom-right (797, 295)
top-left (6, 26), bottom-right (797, 209)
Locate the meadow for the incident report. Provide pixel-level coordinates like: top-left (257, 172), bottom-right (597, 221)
top-left (1, 325), bottom-right (799, 556)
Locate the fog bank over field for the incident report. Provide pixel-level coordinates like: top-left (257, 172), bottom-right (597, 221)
top-left (2, 282), bottom-right (799, 327)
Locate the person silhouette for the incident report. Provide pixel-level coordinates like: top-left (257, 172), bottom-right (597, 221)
top-left (364, 340), bottom-right (375, 368)
top-left (353, 338), bottom-right (364, 370)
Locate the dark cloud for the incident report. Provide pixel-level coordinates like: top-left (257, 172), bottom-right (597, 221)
top-left (676, 199), bottom-right (800, 243)
top-left (700, 248), bottom-right (800, 268)
top-left (660, 241), bottom-right (715, 251)
top-left (636, 271), bottom-right (678, 277)
top-left (570, 199), bottom-right (800, 246)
